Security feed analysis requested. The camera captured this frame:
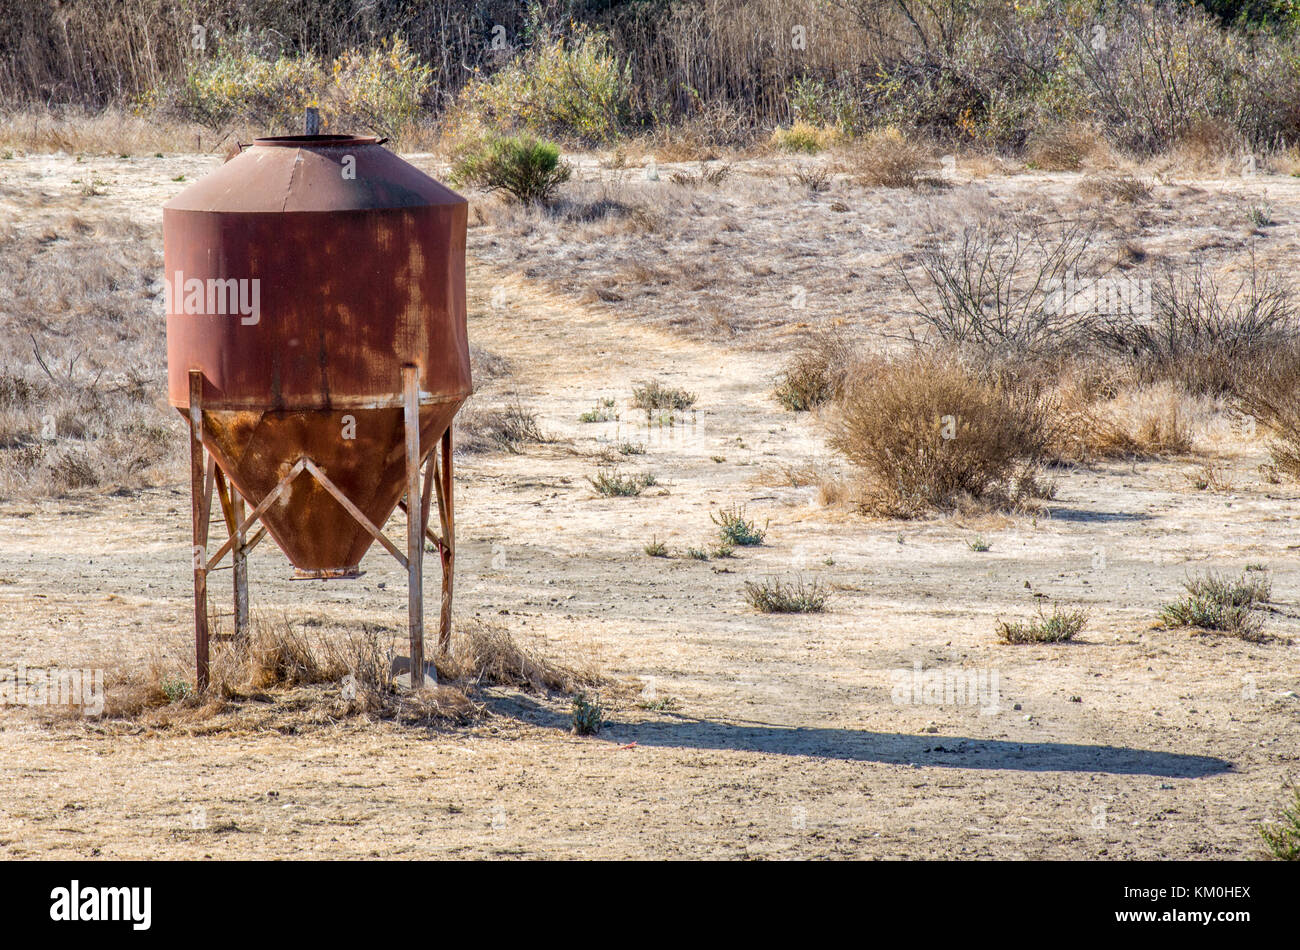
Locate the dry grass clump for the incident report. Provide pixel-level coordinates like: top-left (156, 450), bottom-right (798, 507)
top-left (631, 378), bottom-right (697, 412)
top-left (1076, 172), bottom-right (1151, 204)
top-left (436, 618), bottom-right (607, 695)
top-left (0, 108), bottom-right (208, 155)
top-left (1026, 122), bottom-right (1110, 171)
top-left (843, 127), bottom-right (935, 188)
top-left (770, 120), bottom-right (840, 154)
top-left (830, 352), bottom-right (1052, 516)
top-left (997, 605), bottom-right (1088, 644)
top-left (1051, 376), bottom-right (1194, 461)
top-left (75, 614), bottom-right (608, 734)
top-left (669, 162), bottom-right (732, 187)
top-left (455, 400), bottom-right (545, 454)
top-left (743, 576), bottom-right (827, 613)
top-left (773, 332), bottom-right (857, 411)
top-left (1169, 118), bottom-right (1242, 175)
top-left (1097, 262), bottom-right (1299, 397)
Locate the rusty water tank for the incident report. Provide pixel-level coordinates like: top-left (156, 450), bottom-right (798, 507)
top-left (163, 134), bottom-right (470, 574)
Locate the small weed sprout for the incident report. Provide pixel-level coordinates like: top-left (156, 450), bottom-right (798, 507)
top-left (968, 536), bottom-right (991, 552)
top-left (712, 503), bottom-right (767, 546)
top-left (161, 676), bottom-right (193, 704)
top-left (644, 535), bottom-right (669, 557)
top-left (571, 693), bottom-right (604, 736)
top-left (578, 398), bottom-right (617, 423)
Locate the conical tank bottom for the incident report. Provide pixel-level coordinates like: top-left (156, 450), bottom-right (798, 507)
top-left (196, 403), bottom-right (462, 573)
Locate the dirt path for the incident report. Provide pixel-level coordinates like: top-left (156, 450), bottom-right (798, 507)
top-left (1, 153), bottom-right (1298, 858)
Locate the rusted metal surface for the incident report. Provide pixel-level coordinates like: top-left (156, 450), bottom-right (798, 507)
top-left (164, 135), bottom-right (470, 572)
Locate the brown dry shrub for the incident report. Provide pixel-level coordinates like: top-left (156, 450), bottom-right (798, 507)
top-left (829, 352), bottom-right (1052, 516)
top-left (1096, 261), bottom-right (1298, 397)
top-left (1171, 118), bottom-right (1241, 174)
top-left (773, 331), bottom-right (858, 411)
top-left (1236, 344), bottom-right (1300, 479)
top-left (1050, 370), bottom-right (1193, 461)
top-left (843, 127), bottom-right (935, 188)
top-left (1027, 122), bottom-right (1110, 171)
top-left (1076, 172), bottom-right (1151, 204)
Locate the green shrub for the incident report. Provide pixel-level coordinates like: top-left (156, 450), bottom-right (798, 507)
top-left (178, 45), bottom-right (327, 130)
top-left (161, 676), bottom-right (194, 704)
top-left (328, 35), bottom-right (434, 133)
top-left (644, 535), bottom-right (669, 557)
top-left (455, 26), bottom-right (630, 144)
top-left (451, 134), bottom-right (572, 204)
top-left (589, 467), bottom-right (655, 497)
top-left (787, 77), bottom-right (864, 135)
top-left (578, 398), bottom-right (617, 423)
top-left (174, 34), bottom-right (431, 135)
top-left (1160, 571), bottom-right (1271, 639)
top-left (1260, 784), bottom-right (1300, 861)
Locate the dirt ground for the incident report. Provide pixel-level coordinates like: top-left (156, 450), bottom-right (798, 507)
top-left (0, 150), bottom-right (1298, 859)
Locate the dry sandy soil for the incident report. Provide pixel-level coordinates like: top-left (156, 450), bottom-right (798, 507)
top-left (0, 148), bottom-right (1298, 859)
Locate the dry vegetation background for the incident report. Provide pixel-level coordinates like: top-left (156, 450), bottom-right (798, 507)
top-left (2, 0), bottom-right (1300, 859)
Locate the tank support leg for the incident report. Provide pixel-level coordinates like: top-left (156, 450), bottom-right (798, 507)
top-left (188, 370), bottom-right (211, 693)
top-left (437, 427), bottom-right (454, 655)
top-left (232, 491), bottom-right (249, 638)
top-left (402, 365), bottom-right (425, 684)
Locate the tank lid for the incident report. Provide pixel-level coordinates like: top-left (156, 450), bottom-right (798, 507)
top-left (164, 137), bottom-right (465, 213)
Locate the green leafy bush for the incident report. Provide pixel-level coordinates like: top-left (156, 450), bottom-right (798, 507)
top-left (327, 36), bottom-right (434, 133)
top-left (454, 27), bottom-right (630, 144)
top-left (178, 45), bottom-right (327, 130)
top-left (451, 134), bottom-right (572, 204)
top-left (571, 693), bottom-right (605, 735)
top-left (175, 34), bottom-right (432, 135)
top-left (711, 504), bottom-right (767, 546)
